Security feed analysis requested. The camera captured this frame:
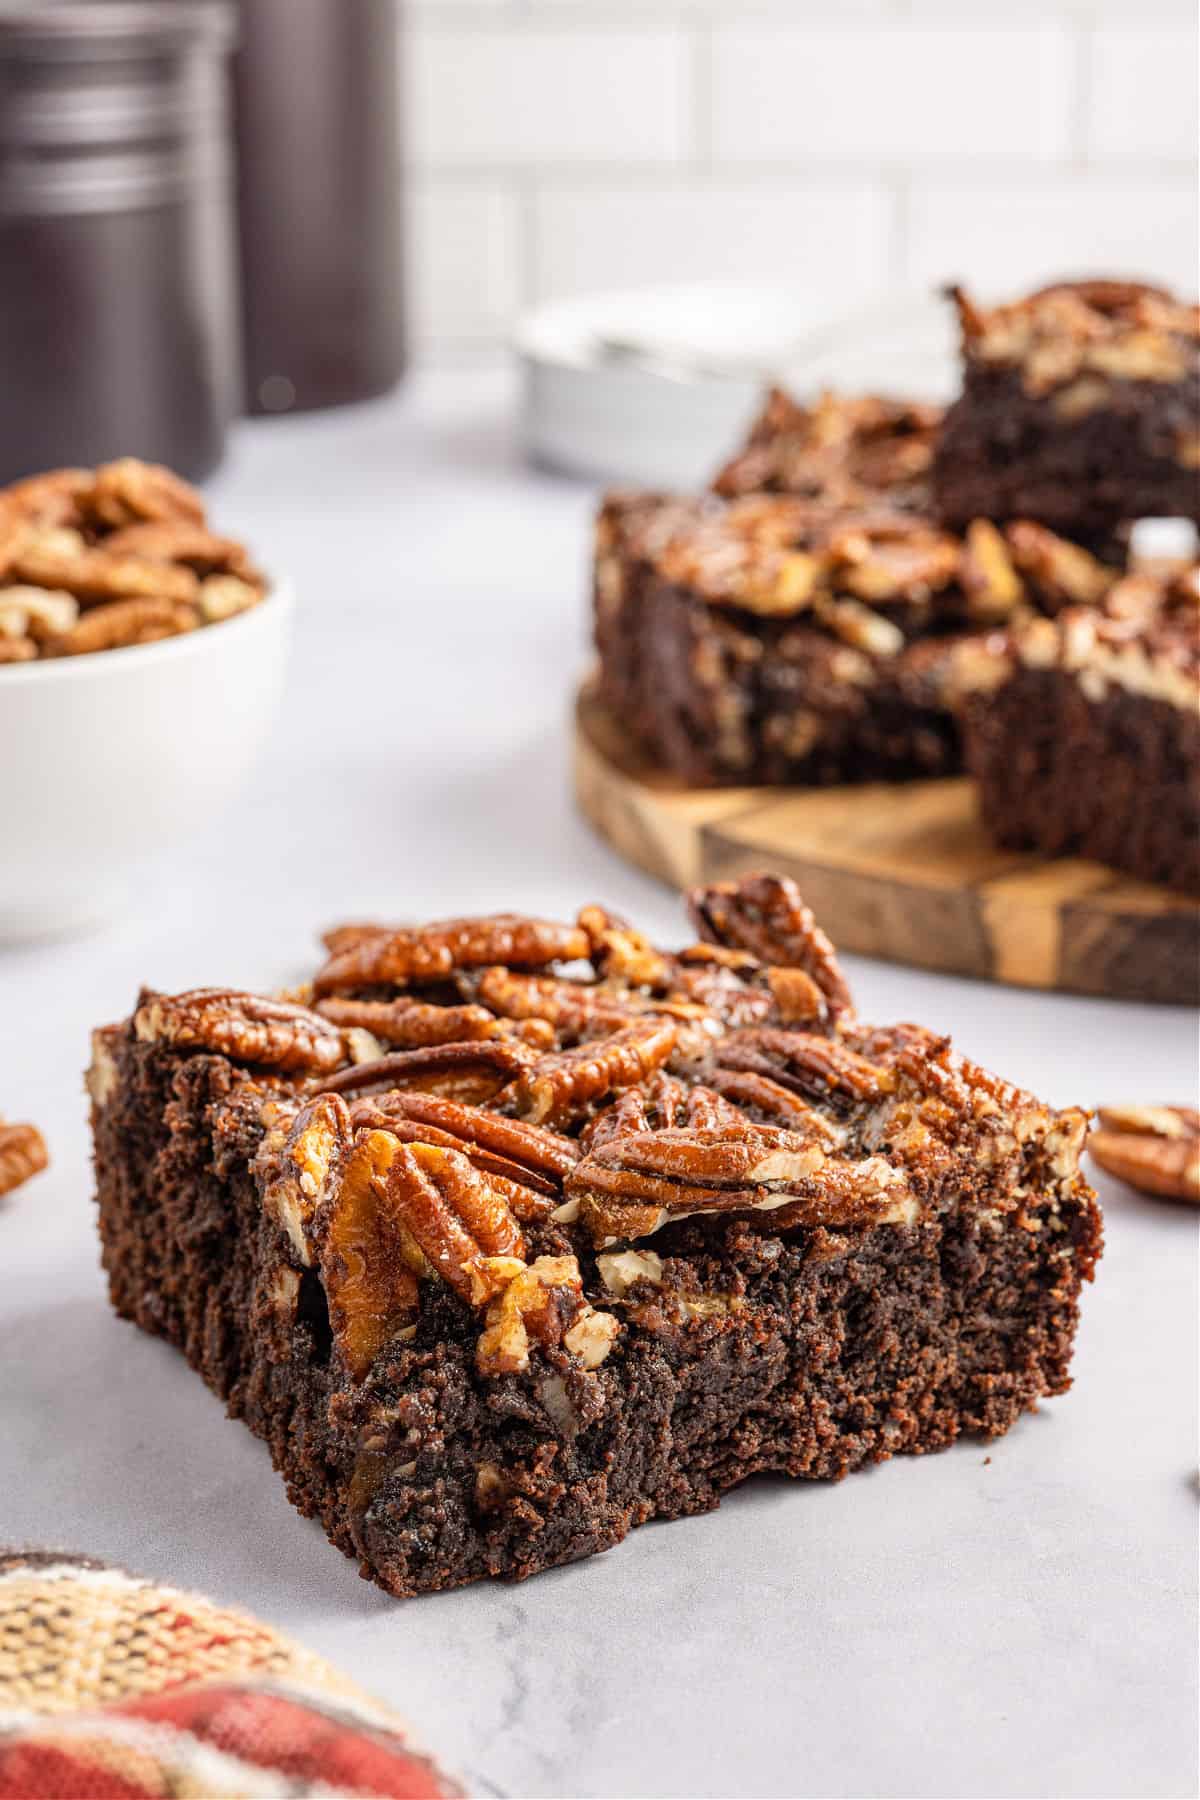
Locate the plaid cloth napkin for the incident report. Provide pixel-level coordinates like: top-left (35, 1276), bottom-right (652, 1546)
top-left (0, 1551), bottom-right (461, 1798)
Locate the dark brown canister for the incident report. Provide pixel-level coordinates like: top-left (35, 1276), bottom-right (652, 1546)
top-left (0, 2), bottom-right (239, 484)
top-left (233, 0), bottom-right (405, 415)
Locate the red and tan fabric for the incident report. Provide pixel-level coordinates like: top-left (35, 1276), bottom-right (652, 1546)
top-left (0, 1552), bottom-right (461, 1798)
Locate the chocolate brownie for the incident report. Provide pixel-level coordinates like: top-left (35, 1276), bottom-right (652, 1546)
top-left (960, 561), bottom-right (1200, 895)
top-left (713, 387), bottom-right (941, 511)
top-left (933, 280), bottom-right (1200, 540)
top-left (593, 490), bottom-right (1125, 787)
top-left (90, 876), bottom-right (1102, 1598)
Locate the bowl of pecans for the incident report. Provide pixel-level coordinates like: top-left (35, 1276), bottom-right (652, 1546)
top-left (0, 458), bottom-right (291, 940)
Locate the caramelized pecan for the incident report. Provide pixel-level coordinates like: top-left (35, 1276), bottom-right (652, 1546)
top-left (565, 1123), bottom-right (916, 1245)
top-left (317, 993), bottom-right (553, 1051)
top-left (348, 1090), bottom-right (578, 1185)
top-left (714, 1028), bottom-right (890, 1105)
top-left (502, 1016), bottom-right (678, 1128)
top-left (688, 874), bottom-right (854, 1020)
top-left (320, 1039), bottom-right (535, 1106)
top-left (581, 1071), bottom-right (742, 1150)
top-left (135, 988), bottom-right (345, 1074)
top-left (351, 1099), bottom-right (557, 1217)
top-left (577, 904), bottom-right (673, 988)
top-left (314, 913), bottom-right (590, 996)
top-left (318, 1129), bottom-right (423, 1379)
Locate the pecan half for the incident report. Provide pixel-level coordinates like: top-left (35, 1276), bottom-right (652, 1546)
top-left (316, 993), bottom-right (553, 1052)
top-left (475, 966), bottom-right (638, 1041)
top-left (351, 1098), bottom-right (557, 1217)
top-left (355, 1088), bottom-right (576, 1182)
top-left (84, 457), bottom-right (207, 529)
top-left (565, 1123), bottom-right (916, 1245)
top-left (714, 1027), bottom-right (890, 1105)
top-left (581, 1071), bottom-right (742, 1150)
top-left (475, 1255), bottom-right (619, 1378)
top-left (135, 988), bottom-right (345, 1074)
top-left (688, 874), bottom-right (854, 1020)
top-left (318, 1129), bottom-right (423, 1379)
top-left (502, 1016), bottom-right (678, 1128)
top-left (320, 1039), bottom-right (535, 1106)
top-left (101, 521), bottom-right (253, 576)
top-left (45, 596), bottom-right (197, 656)
top-left (313, 914), bottom-right (590, 997)
top-left (0, 1119), bottom-right (49, 1198)
top-left (14, 541), bottom-right (199, 607)
top-left (1089, 1105), bottom-right (1200, 1203)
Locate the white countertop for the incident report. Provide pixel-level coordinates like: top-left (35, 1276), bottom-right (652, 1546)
top-left (1, 371), bottom-right (1196, 1800)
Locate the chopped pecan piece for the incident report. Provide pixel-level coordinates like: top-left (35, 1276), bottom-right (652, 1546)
top-left (135, 988), bottom-right (345, 1074)
top-left (577, 905), bottom-right (673, 988)
top-left (566, 1123), bottom-right (916, 1245)
top-left (502, 1017), bottom-right (678, 1129)
top-left (321, 1039), bottom-right (535, 1106)
top-left (255, 1093), bottom-right (350, 1265)
top-left (714, 1028), bottom-right (892, 1105)
top-left (688, 874), bottom-right (854, 1020)
top-left (1089, 1105), bottom-right (1200, 1203)
top-left (313, 913), bottom-right (590, 997)
top-left (0, 1118), bottom-right (49, 1198)
top-left (316, 993), bottom-right (553, 1052)
top-left (960, 518), bottom-right (1024, 621)
top-left (45, 596), bottom-right (198, 657)
top-left (475, 1254), bottom-right (619, 1377)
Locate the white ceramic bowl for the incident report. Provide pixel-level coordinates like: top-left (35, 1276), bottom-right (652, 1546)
top-left (0, 582), bottom-right (293, 941)
top-left (517, 283), bottom-right (959, 489)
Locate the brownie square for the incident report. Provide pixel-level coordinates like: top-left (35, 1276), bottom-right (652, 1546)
top-left (933, 280), bottom-right (1200, 541)
top-left (960, 560), bottom-right (1200, 894)
top-left (593, 490), bottom-right (1125, 787)
top-left (90, 877), bottom-right (1102, 1598)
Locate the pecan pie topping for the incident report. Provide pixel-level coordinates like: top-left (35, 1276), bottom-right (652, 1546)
top-left (131, 878), bottom-right (1092, 1384)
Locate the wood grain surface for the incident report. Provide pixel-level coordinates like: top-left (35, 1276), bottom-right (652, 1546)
top-left (574, 678), bottom-right (1200, 1005)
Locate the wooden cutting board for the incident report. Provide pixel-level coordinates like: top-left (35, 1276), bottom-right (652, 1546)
top-left (573, 678), bottom-right (1200, 1006)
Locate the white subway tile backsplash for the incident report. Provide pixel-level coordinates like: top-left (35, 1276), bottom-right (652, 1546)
top-left (1088, 25), bottom-right (1199, 159)
top-left (905, 178), bottom-right (1199, 298)
top-left (407, 26), bottom-right (690, 165)
top-left (710, 24), bottom-right (1074, 162)
top-left (400, 2), bottom-right (1198, 353)
top-left (533, 182), bottom-right (892, 310)
top-left (408, 183), bottom-right (522, 344)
